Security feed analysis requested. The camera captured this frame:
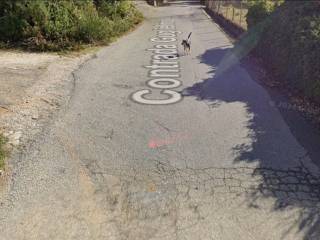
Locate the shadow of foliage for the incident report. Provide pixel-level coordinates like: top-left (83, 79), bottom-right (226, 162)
top-left (182, 31), bottom-right (320, 239)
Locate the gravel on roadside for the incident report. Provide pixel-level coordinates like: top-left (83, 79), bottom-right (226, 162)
top-left (0, 50), bottom-right (96, 173)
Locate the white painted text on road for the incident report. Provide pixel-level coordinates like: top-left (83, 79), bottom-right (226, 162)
top-left (131, 20), bottom-right (182, 105)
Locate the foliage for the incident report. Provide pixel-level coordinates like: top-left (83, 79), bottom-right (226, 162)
top-left (75, 3), bottom-right (112, 44)
top-left (251, 1), bottom-right (320, 103)
top-left (0, 0), bottom-right (143, 51)
top-left (98, 0), bottom-right (143, 35)
top-left (246, 0), bottom-right (284, 29)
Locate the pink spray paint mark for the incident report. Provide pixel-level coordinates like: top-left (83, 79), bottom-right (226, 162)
top-left (148, 140), bottom-right (158, 148)
top-left (148, 133), bottom-right (189, 149)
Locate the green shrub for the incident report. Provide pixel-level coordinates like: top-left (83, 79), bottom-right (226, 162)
top-left (75, 3), bottom-right (112, 43)
top-left (43, 2), bottom-right (75, 41)
top-left (291, 15), bottom-right (320, 100)
top-left (0, 0), bottom-right (143, 51)
top-left (98, 0), bottom-right (129, 19)
top-left (98, 0), bottom-right (143, 36)
top-left (246, 0), bottom-right (283, 29)
top-left (251, 1), bottom-right (320, 103)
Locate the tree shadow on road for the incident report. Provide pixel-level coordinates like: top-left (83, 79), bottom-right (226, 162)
top-left (181, 42), bottom-right (320, 239)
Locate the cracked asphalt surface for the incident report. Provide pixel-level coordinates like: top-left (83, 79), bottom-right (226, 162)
top-left (1, 1), bottom-right (320, 239)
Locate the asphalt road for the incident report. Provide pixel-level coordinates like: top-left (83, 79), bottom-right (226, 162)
top-left (1, 1), bottom-right (320, 239)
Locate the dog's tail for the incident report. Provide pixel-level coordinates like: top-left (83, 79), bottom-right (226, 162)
top-left (187, 32), bottom-right (192, 41)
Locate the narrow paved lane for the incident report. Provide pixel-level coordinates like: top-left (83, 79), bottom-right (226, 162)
top-left (1, 1), bottom-right (320, 239)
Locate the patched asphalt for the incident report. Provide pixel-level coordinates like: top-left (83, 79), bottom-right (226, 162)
top-left (1, 1), bottom-right (320, 239)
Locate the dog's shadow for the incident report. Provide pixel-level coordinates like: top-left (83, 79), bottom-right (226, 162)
top-left (176, 51), bottom-right (191, 57)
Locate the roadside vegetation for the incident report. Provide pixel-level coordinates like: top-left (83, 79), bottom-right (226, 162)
top-left (247, 0), bottom-right (320, 104)
top-left (0, 0), bottom-right (143, 51)
top-left (206, 0), bottom-right (320, 121)
top-left (0, 135), bottom-right (7, 170)
top-left (246, 0), bottom-right (283, 29)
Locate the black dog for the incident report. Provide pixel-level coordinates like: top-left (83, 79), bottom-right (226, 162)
top-left (181, 32), bottom-right (192, 55)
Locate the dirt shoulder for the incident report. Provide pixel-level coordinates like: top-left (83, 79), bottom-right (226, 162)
top-left (0, 50), bottom-right (96, 174)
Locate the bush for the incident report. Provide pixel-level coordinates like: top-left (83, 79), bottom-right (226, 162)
top-left (246, 0), bottom-right (283, 29)
top-left (75, 3), bottom-right (112, 43)
top-left (0, 0), bottom-right (143, 51)
top-left (98, 0), bottom-right (143, 35)
top-left (251, 1), bottom-right (320, 103)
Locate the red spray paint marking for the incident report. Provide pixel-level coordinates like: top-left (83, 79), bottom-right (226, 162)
top-left (148, 133), bottom-right (189, 148)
